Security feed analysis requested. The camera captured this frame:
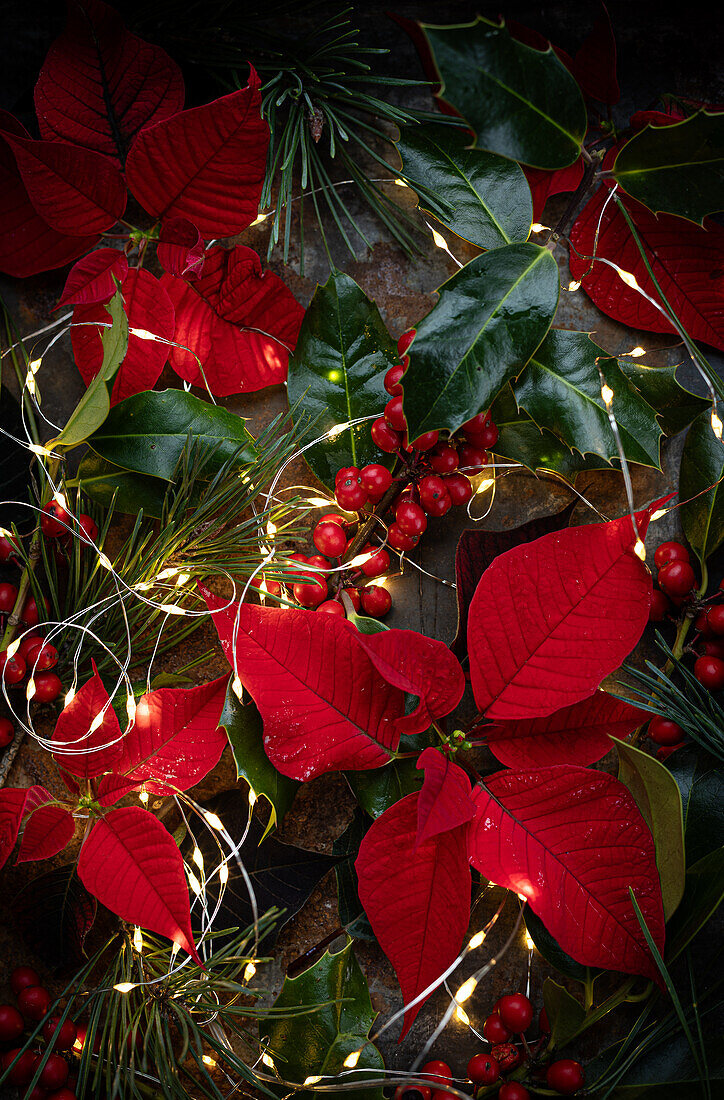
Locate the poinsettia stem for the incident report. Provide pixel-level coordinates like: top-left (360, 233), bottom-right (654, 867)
top-left (545, 155), bottom-right (602, 250)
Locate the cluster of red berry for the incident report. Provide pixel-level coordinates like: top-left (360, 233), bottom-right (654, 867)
top-left (0, 965), bottom-right (78, 1099)
top-left (270, 332), bottom-right (499, 620)
top-left (392, 993), bottom-right (584, 1099)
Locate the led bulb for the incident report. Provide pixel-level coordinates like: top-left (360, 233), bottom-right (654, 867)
top-left (531, 223), bottom-right (550, 233)
top-left (327, 423), bottom-right (345, 440)
top-left (524, 932), bottom-right (536, 951)
top-left (618, 268), bottom-right (639, 290)
top-left (202, 1055), bottom-right (217, 1068)
top-left (26, 679), bottom-right (36, 700)
top-left (304, 1075), bottom-right (323, 1085)
top-left (244, 962), bottom-right (256, 982)
top-left (601, 384), bottom-right (614, 406)
top-left (192, 847), bottom-right (204, 871)
top-left (98, 553), bottom-right (113, 571)
top-left (455, 977), bottom-right (477, 1003)
top-left (456, 1005), bottom-right (470, 1025)
top-left (133, 927), bottom-right (143, 952)
top-left (568, 279), bottom-right (581, 292)
top-left (634, 538), bottom-right (646, 561)
top-left (126, 696), bottom-right (137, 721)
top-left (159, 603), bottom-right (186, 615)
top-left (114, 983), bottom-right (136, 994)
top-left (188, 872), bottom-right (202, 896)
top-left (343, 1049), bottom-right (361, 1068)
top-left (232, 676), bottom-right (243, 700)
top-left (712, 410), bottom-right (723, 440)
top-left (5, 639), bottom-right (20, 659)
top-left (430, 228), bottom-right (448, 250)
top-left (468, 930), bottom-right (486, 950)
top-left (203, 811), bottom-right (224, 832)
top-left (64, 688), bottom-right (76, 707)
top-left (89, 712), bottom-right (104, 733)
top-left (248, 787), bottom-right (257, 807)
top-left (157, 567), bottom-right (179, 581)
top-left (261, 1053), bottom-right (275, 1069)
top-left (628, 346), bottom-right (646, 357)
top-left (219, 862), bottom-right (229, 884)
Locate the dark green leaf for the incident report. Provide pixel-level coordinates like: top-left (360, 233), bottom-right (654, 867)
top-left (614, 112), bottom-right (724, 225)
top-left (260, 939), bottom-right (384, 1097)
top-left (287, 271), bottom-right (397, 488)
top-left (513, 330), bottom-right (663, 467)
top-left (422, 18), bottom-right (586, 168)
top-left (402, 243), bottom-right (559, 439)
top-left (346, 758), bottom-right (423, 819)
top-left (667, 747), bottom-right (724, 865)
top-left (56, 290), bottom-right (128, 449)
top-left (679, 409), bottom-right (724, 563)
top-left (666, 847), bottom-right (724, 960)
top-left (395, 122), bottom-right (533, 249)
top-left (75, 451), bottom-right (167, 519)
top-left (525, 908), bottom-right (601, 985)
top-left (86, 388), bottom-right (257, 481)
top-left (615, 738), bottom-right (686, 920)
top-left (542, 978), bottom-right (585, 1050)
top-left (490, 384), bottom-right (607, 479)
top-left (14, 863), bottom-right (97, 968)
top-left (333, 808), bottom-right (375, 941)
top-left (219, 684), bottom-right (298, 834)
top-left (619, 360), bottom-right (709, 436)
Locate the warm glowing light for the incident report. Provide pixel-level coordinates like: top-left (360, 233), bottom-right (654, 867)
top-left (64, 688), bottom-right (76, 707)
top-left (26, 679), bottom-right (36, 701)
top-left (456, 1005), bottom-right (470, 1025)
top-left (343, 1050), bottom-right (361, 1069)
top-left (53, 491), bottom-right (68, 510)
top-left (192, 847), bottom-right (204, 871)
top-left (365, 577), bottom-right (387, 588)
top-left (202, 1055), bottom-right (217, 1068)
top-left (567, 280), bottom-right (581, 292)
top-left (394, 178), bottom-right (408, 188)
top-left (6, 639), bottom-right (20, 658)
top-left (266, 520), bottom-right (277, 538)
top-left (188, 872), bottom-right (202, 896)
top-left (248, 787), bottom-right (257, 807)
top-left (219, 863), bottom-right (229, 885)
top-left (135, 581), bottom-right (153, 591)
top-left (114, 983), bottom-right (136, 994)
top-left (305, 496), bottom-right (335, 507)
top-left (250, 212), bottom-right (270, 226)
top-left (327, 423), bottom-right (345, 440)
top-left (29, 443), bottom-right (53, 457)
top-left (130, 328), bottom-right (159, 342)
top-left (348, 551), bottom-right (375, 568)
top-left (634, 538), bottom-right (646, 561)
top-left (203, 811), bottom-right (224, 832)
top-left (98, 553), bottom-right (113, 570)
top-left (139, 788), bottom-right (149, 805)
top-left (524, 932), bottom-right (536, 951)
top-left (430, 227), bottom-right (448, 250)
top-left (25, 371), bottom-right (37, 397)
top-left (628, 346), bottom-right (646, 357)
top-left (157, 567), bottom-right (179, 581)
top-left (126, 696), bottom-right (137, 721)
top-left (531, 223), bottom-right (549, 233)
top-left (244, 962), bottom-right (256, 982)
top-left (712, 410), bottom-right (723, 440)
top-left (232, 675), bottom-right (243, 700)
top-left (28, 358), bottom-right (42, 374)
top-left (175, 572), bottom-right (191, 586)
top-left (159, 603), bottom-right (187, 615)
top-left (89, 712), bottom-right (104, 733)
top-left (304, 1075), bottom-right (323, 1085)
top-left (475, 477), bottom-right (494, 496)
top-left (455, 977), bottom-right (477, 1003)
top-left (601, 384), bottom-right (614, 406)
top-left (261, 1053), bottom-right (276, 1069)
top-left (618, 268), bottom-right (639, 290)
top-left (133, 927), bottom-right (143, 952)
top-left (650, 509), bottom-right (668, 522)
top-left (468, 930), bottom-right (486, 950)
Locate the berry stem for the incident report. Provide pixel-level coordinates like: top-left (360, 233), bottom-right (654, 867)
top-left (340, 479), bottom-right (404, 567)
top-left (544, 153), bottom-right (603, 251)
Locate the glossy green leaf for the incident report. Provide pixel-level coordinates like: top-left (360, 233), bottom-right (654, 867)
top-left (513, 330), bottom-right (663, 467)
top-left (666, 847), bottom-right (724, 960)
top-left (667, 747), bottom-right (724, 865)
top-left (679, 409), bottom-right (724, 563)
top-left (260, 939), bottom-right (383, 1097)
top-left (542, 978), bottom-right (585, 1050)
top-left (86, 388), bottom-right (257, 481)
top-left (333, 808), bottom-right (375, 941)
top-left (55, 290), bottom-right (127, 449)
top-left (402, 243), bottom-right (559, 439)
top-left (620, 360), bottom-right (708, 436)
top-left (218, 684), bottom-right (298, 835)
top-left (614, 112), bottom-right (724, 225)
top-left (287, 271), bottom-right (397, 488)
top-left (346, 759), bottom-right (423, 819)
top-left (524, 909), bottom-right (601, 985)
top-left (395, 122), bottom-right (533, 248)
top-left (75, 451), bottom-right (167, 519)
top-left (422, 18), bottom-right (586, 168)
top-left (615, 738), bottom-right (686, 920)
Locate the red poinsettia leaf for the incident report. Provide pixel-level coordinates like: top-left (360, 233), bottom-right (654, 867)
top-left (356, 791), bottom-right (471, 1038)
top-left (77, 806), bottom-right (201, 963)
top-left (34, 0), bottom-right (184, 163)
top-left (415, 747), bottom-right (476, 847)
top-left (17, 804), bottom-right (76, 864)
top-left (344, 625), bottom-right (465, 736)
top-left (2, 132), bottom-right (126, 235)
top-left (467, 766), bottom-right (665, 981)
top-left (57, 248), bottom-right (129, 309)
top-left (125, 72), bottom-right (268, 237)
top-left (468, 508), bottom-right (652, 720)
top-left (0, 132), bottom-right (97, 278)
top-left (523, 157), bottom-right (586, 223)
top-left (0, 787), bottom-right (52, 870)
top-left (72, 268), bottom-right (175, 403)
top-left (506, 20), bottom-right (575, 72)
top-left (452, 504), bottom-right (575, 659)
top-left (162, 245), bottom-right (304, 395)
top-left (481, 691), bottom-right (647, 768)
top-left (111, 676), bottom-right (229, 795)
top-left (630, 109), bottom-right (684, 131)
top-left (96, 773), bottom-right (138, 807)
top-left (202, 585), bottom-right (404, 780)
top-left (51, 661), bottom-right (123, 778)
top-left (570, 184), bottom-right (724, 352)
top-left (157, 217), bottom-right (205, 280)
top-left (22, 786), bottom-right (55, 817)
top-left (571, 6), bottom-right (620, 104)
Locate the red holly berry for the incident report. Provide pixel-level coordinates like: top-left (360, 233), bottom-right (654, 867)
top-left (6, 1048), bottom-right (40, 1086)
top-left (360, 464), bottom-right (393, 499)
top-left (21, 596), bottom-right (48, 626)
top-left (648, 589), bottom-right (670, 622)
top-left (707, 605), bottom-right (724, 635)
top-left (0, 651), bottom-right (26, 685)
top-left (342, 587), bottom-right (361, 612)
top-left (335, 467), bottom-right (358, 486)
top-left (77, 514), bottom-right (99, 544)
top-left (320, 511), bottom-right (350, 528)
top-left (384, 365), bottom-right (405, 395)
top-left (388, 523), bottom-right (420, 553)
top-left (393, 1088), bottom-right (431, 1100)
top-left (430, 1091), bottom-right (456, 1100)
top-left (40, 1053), bottom-right (70, 1090)
top-left (46, 1090), bottom-right (78, 1100)
top-left (443, 472), bottom-right (473, 507)
top-left (11, 966), bottom-right (41, 995)
top-left (648, 716), bottom-right (684, 746)
top-left (428, 444), bottom-right (459, 474)
top-left (19, 634), bottom-right (44, 660)
top-left (702, 639), bottom-right (724, 659)
top-left (410, 430), bottom-right (439, 452)
top-left (27, 1086), bottom-right (49, 1100)
top-left (293, 578), bottom-right (328, 609)
top-left (424, 490), bottom-right (452, 518)
top-left (335, 480), bottom-right (368, 511)
top-left (462, 412), bottom-right (488, 435)
top-left (25, 640), bottom-right (59, 672)
top-left (361, 547), bottom-right (390, 578)
top-left (361, 586), bottom-right (392, 617)
top-left (0, 533), bottom-right (21, 561)
top-left (313, 521), bottom-right (347, 558)
top-left (306, 555), bottom-right (329, 571)
top-left (420, 1060), bottom-right (452, 1084)
top-left (654, 541), bottom-right (689, 569)
top-left (497, 992), bottom-right (533, 1033)
top-left (498, 1085), bottom-right (530, 1100)
top-left (31, 672), bottom-right (63, 703)
top-left (384, 396), bottom-right (407, 432)
top-left (371, 417), bottom-right (402, 453)
top-left (397, 330), bottom-right (415, 356)
top-left (18, 985), bottom-right (51, 1020)
top-left (396, 501), bottom-right (427, 537)
top-left (0, 717), bottom-right (14, 748)
top-left (478, 417), bottom-right (499, 449)
top-left (694, 655), bottom-right (724, 690)
top-left (0, 1003), bottom-right (24, 1042)
top-left (657, 560), bottom-right (696, 597)
top-left (483, 1011), bottom-right (512, 1042)
top-left (41, 501), bottom-right (72, 538)
top-left (317, 600), bottom-right (345, 617)
top-left (490, 1044), bottom-right (521, 1074)
top-left (43, 1016), bottom-right (77, 1052)
top-left (467, 1052), bottom-right (500, 1085)
top-left (418, 475), bottom-right (447, 508)
top-left (457, 443), bottom-right (488, 473)
top-left (0, 582), bottom-right (18, 613)
top-left (546, 1059), bottom-right (585, 1095)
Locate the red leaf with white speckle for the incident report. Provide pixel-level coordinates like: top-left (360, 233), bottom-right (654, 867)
top-left (51, 662), bottom-right (123, 778)
top-left (17, 804), bottom-right (76, 863)
top-left (78, 807), bottom-right (201, 963)
top-left (467, 766), bottom-right (664, 982)
top-left (415, 747), bottom-right (476, 847)
top-left (356, 791), bottom-right (471, 1037)
top-left (468, 509), bottom-right (653, 720)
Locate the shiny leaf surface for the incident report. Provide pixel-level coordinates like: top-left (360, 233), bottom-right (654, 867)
top-left (679, 409), bottom-right (724, 563)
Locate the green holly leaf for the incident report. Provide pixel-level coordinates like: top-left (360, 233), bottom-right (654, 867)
top-left (260, 939), bottom-right (384, 1097)
top-left (614, 112), bottom-right (724, 226)
top-left (422, 17), bottom-right (586, 169)
top-left (615, 738), bottom-right (686, 920)
top-left (402, 243), bottom-right (559, 440)
top-left (679, 409), bottom-right (724, 563)
top-left (619, 360), bottom-right (708, 437)
top-left (513, 330), bottom-right (663, 467)
top-left (86, 389), bottom-right (257, 482)
top-left (346, 759), bottom-right (423, 819)
top-left (333, 808), bottom-right (375, 941)
top-left (218, 683), bottom-right (298, 835)
top-left (666, 847), bottom-right (724, 961)
top-left (542, 978), bottom-right (585, 1050)
top-left (395, 122), bottom-right (533, 249)
top-left (75, 452), bottom-right (167, 519)
top-left (287, 271), bottom-right (397, 489)
top-left (667, 747), bottom-right (724, 866)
